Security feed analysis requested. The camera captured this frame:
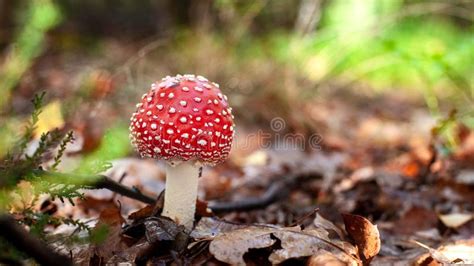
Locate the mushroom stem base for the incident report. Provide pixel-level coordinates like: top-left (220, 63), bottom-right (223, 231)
top-left (162, 162), bottom-right (200, 230)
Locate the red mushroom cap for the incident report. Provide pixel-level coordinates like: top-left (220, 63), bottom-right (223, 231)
top-left (129, 74), bottom-right (235, 166)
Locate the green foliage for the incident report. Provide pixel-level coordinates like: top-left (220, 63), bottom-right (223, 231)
top-left (0, 93), bottom-right (92, 251)
top-left (17, 92), bottom-right (46, 156)
top-left (221, 0), bottom-right (473, 113)
top-left (75, 123), bottom-right (131, 175)
top-left (51, 131), bottom-right (74, 171)
top-left (0, 0), bottom-right (62, 109)
top-left (89, 224), bottom-right (110, 244)
top-left (21, 210), bottom-right (91, 239)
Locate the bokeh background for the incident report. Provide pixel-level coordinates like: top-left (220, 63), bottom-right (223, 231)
top-left (0, 0), bottom-right (473, 165)
top-left (1, 1), bottom-right (474, 263)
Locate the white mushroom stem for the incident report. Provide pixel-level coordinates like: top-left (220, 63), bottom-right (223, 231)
top-left (162, 161), bottom-right (200, 230)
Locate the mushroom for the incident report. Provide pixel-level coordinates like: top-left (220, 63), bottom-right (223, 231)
top-left (129, 74), bottom-right (235, 230)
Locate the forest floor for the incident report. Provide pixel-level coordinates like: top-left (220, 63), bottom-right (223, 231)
top-left (3, 38), bottom-right (473, 265)
top-left (21, 88), bottom-right (471, 265)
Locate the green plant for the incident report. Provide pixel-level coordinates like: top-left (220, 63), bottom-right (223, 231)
top-left (0, 0), bottom-right (62, 110)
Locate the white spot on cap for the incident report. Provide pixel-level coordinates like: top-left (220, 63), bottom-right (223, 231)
top-left (167, 129), bottom-right (174, 134)
top-left (142, 122), bottom-right (147, 127)
top-left (215, 131), bottom-right (221, 137)
top-left (160, 92), bottom-right (165, 97)
top-left (153, 147), bottom-right (161, 153)
top-left (194, 97), bottom-right (202, 103)
top-left (168, 93), bottom-right (174, 99)
top-left (211, 142), bottom-right (216, 147)
top-left (136, 103), bottom-right (143, 108)
top-left (157, 104), bottom-right (163, 110)
top-left (206, 109), bottom-right (214, 115)
top-left (182, 86), bottom-right (190, 91)
top-left (169, 107), bottom-right (176, 114)
top-left (146, 111), bottom-right (152, 116)
top-left (151, 123), bottom-right (157, 130)
top-left (213, 99), bottom-right (219, 105)
top-left (193, 108), bottom-right (199, 112)
top-left (194, 86), bottom-right (203, 92)
top-left (214, 118), bottom-right (220, 123)
top-left (147, 97), bottom-right (152, 102)
top-left (180, 100), bottom-right (187, 107)
top-left (223, 125), bottom-right (228, 130)
top-left (197, 75), bottom-right (208, 81)
top-left (179, 117), bottom-right (187, 123)
top-left (196, 116), bottom-right (202, 121)
top-left (181, 133), bottom-right (189, 138)
top-left (217, 93), bottom-right (223, 99)
top-left (222, 110), bottom-right (227, 115)
top-left (198, 139), bottom-right (207, 146)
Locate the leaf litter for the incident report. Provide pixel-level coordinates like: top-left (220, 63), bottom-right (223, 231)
top-left (26, 91), bottom-right (473, 265)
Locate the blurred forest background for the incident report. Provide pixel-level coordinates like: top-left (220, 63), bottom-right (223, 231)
top-left (0, 0), bottom-right (473, 264)
top-left (0, 0), bottom-right (473, 158)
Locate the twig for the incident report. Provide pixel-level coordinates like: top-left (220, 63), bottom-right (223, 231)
top-left (0, 214), bottom-right (72, 266)
top-left (36, 170), bottom-right (320, 213)
top-left (34, 170), bottom-right (156, 205)
top-left (208, 172), bottom-right (319, 213)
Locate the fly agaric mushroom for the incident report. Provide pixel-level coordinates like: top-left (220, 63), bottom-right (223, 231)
top-left (129, 74), bottom-right (235, 230)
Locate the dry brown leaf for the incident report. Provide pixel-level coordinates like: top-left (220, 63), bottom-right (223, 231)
top-left (395, 206), bottom-right (438, 235)
top-left (208, 224), bottom-right (359, 265)
top-left (89, 206), bottom-right (127, 263)
top-left (414, 240), bottom-right (474, 265)
top-left (342, 213), bottom-right (380, 264)
top-left (209, 226), bottom-right (276, 265)
top-left (269, 227), bottom-right (359, 265)
top-left (308, 250), bottom-right (351, 266)
top-left (128, 204), bottom-right (155, 221)
top-left (314, 213), bottom-right (345, 240)
top-left (191, 217), bottom-right (246, 239)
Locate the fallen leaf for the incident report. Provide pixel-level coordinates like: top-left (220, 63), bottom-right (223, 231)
top-left (269, 227), bottom-right (358, 265)
top-left (342, 213), bottom-right (380, 264)
top-left (415, 240), bottom-right (474, 265)
top-left (191, 217), bottom-right (246, 239)
top-left (209, 226), bottom-right (276, 265)
top-left (128, 205), bottom-right (155, 221)
top-left (308, 250), bottom-right (351, 266)
top-left (144, 217), bottom-right (182, 243)
top-left (435, 240), bottom-right (474, 264)
top-left (438, 213), bottom-right (473, 228)
top-left (87, 205), bottom-right (127, 263)
top-left (208, 224), bottom-right (359, 265)
top-left (108, 239), bottom-right (152, 264)
top-left (314, 213), bottom-right (345, 240)
top-left (394, 206), bottom-right (438, 235)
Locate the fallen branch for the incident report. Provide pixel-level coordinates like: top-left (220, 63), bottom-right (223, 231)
top-left (35, 170), bottom-right (319, 214)
top-left (0, 214), bottom-right (72, 266)
top-left (208, 172), bottom-right (319, 213)
top-left (34, 170), bottom-right (156, 205)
